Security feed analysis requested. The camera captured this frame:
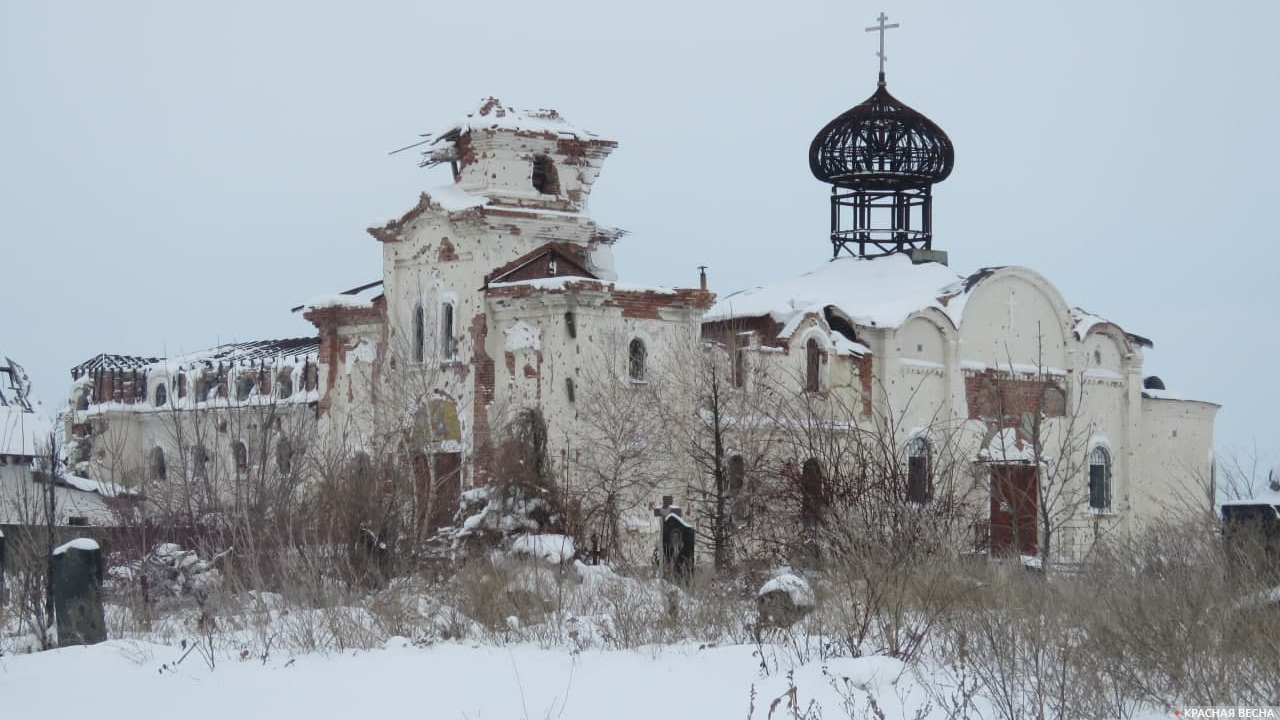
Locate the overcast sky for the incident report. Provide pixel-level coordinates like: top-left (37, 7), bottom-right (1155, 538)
top-left (2, 1), bottom-right (1276, 469)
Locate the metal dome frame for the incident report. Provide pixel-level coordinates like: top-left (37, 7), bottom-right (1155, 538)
top-left (810, 76), bottom-right (954, 258)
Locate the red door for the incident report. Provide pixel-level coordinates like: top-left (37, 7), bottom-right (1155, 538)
top-left (990, 465), bottom-right (1038, 557)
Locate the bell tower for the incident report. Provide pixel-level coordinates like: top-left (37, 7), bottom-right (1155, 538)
top-left (808, 14), bottom-right (954, 259)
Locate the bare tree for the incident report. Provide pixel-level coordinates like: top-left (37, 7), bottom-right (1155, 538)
top-left (651, 328), bottom-right (780, 571)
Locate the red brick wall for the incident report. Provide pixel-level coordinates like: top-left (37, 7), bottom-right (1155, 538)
top-left (469, 312), bottom-right (494, 485)
top-left (964, 370), bottom-right (1066, 424)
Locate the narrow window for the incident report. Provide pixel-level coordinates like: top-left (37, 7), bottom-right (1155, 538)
top-left (276, 370), bottom-right (294, 399)
top-left (413, 303), bottom-right (425, 362)
top-left (1089, 446), bottom-right (1112, 510)
top-left (628, 338), bottom-right (647, 382)
top-left (236, 375), bottom-right (254, 401)
top-left (728, 455), bottom-right (745, 494)
top-left (276, 439), bottom-right (293, 474)
top-left (233, 441), bottom-right (248, 474)
top-left (733, 335), bottom-right (749, 388)
top-left (564, 311), bottom-right (577, 339)
top-left (565, 378), bottom-right (576, 403)
top-left (907, 437), bottom-right (933, 503)
top-left (531, 155), bottom-right (559, 195)
top-left (805, 338), bottom-right (822, 392)
top-left (151, 447), bottom-right (167, 480)
top-left (176, 372), bottom-right (187, 399)
top-left (154, 383), bottom-right (167, 407)
top-left (440, 301), bottom-right (455, 359)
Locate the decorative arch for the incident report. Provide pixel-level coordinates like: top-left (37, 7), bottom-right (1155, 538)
top-left (958, 268), bottom-right (1074, 370)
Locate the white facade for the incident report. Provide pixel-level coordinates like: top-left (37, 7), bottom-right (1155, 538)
top-left (55, 98), bottom-right (1217, 564)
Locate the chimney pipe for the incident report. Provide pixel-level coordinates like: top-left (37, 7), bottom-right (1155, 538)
top-left (697, 265), bottom-right (708, 291)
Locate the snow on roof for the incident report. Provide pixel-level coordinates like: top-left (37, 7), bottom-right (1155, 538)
top-left (1, 356), bottom-right (50, 457)
top-left (75, 338), bottom-right (320, 380)
top-left (431, 97), bottom-right (603, 144)
top-left (426, 183), bottom-right (490, 213)
top-left (291, 281), bottom-right (383, 313)
top-left (487, 277), bottom-right (679, 295)
top-left (0, 467), bottom-right (118, 525)
top-left (707, 254), bottom-right (970, 335)
top-left (1071, 307), bottom-right (1152, 348)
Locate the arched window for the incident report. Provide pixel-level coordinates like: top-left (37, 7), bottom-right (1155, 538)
top-left (412, 303), bottom-right (425, 362)
top-left (907, 436), bottom-right (933, 503)
top-left (531, 155), bottom-right (559, 195)
top-left (154, 383), bottom-right (167, 407)
top-left (232, 441), bottom-right (248, 474)
top-left (628, 338), bottom-right (647, 382)
top-left (276, 439), bottom-right (293, 475)
top-left (1089, 446), bottom-right (1112, 510)
top-left (150, 447), bottom-right (166, 480)
top-left (440, 301), bottom-right (455, 360)
top-left (805, 337), bottom-right (822, 392)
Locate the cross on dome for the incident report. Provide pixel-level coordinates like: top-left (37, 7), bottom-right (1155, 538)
top-left (864, 12), bottom-right (900, 83)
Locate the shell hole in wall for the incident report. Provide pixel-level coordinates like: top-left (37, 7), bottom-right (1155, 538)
top-left (531, 155), bottom-right (559, 195)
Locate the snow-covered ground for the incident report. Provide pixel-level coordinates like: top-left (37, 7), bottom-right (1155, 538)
top-left (0, 637), bottom-right (936, 720)
top-left (1, 634), bottom-right (1186, 720)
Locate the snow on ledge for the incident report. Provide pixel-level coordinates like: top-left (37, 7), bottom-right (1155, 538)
top-left (758, 571), bottom-right (815, 608)
top-left (303, 294), bottom-right (375, 312)
top-left (52, 538), bottom-right (100, 555)
top-left (510, 533), bottom-right (576, 564)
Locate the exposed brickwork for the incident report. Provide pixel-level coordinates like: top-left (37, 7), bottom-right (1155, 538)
top-left (964, 370), bottom-right (1066, 425)
top-left (469, 312), bottom-right (494, 485)
top-left (857, 353), bottom-right (874, 416)
top-left (303, 302), bottom-right (385, 415)
top-left (702, 316), bottom-right (786, 349)
top-left (486, 280), bottom-right (714, 317)
top-left (367, 192), bottom-right (432, 244)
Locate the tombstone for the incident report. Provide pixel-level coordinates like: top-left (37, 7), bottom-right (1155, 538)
top-left (52, 538), bottom-right (107, 647)
top-left (662, 513), bottom-right (695, 582)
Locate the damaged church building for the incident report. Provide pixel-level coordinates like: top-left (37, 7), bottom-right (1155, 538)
top-left (63, 66), bottom-right (1217, 565)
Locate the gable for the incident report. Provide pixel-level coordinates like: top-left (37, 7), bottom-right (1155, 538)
top-left (485, 243), bottom-right (597, 286)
